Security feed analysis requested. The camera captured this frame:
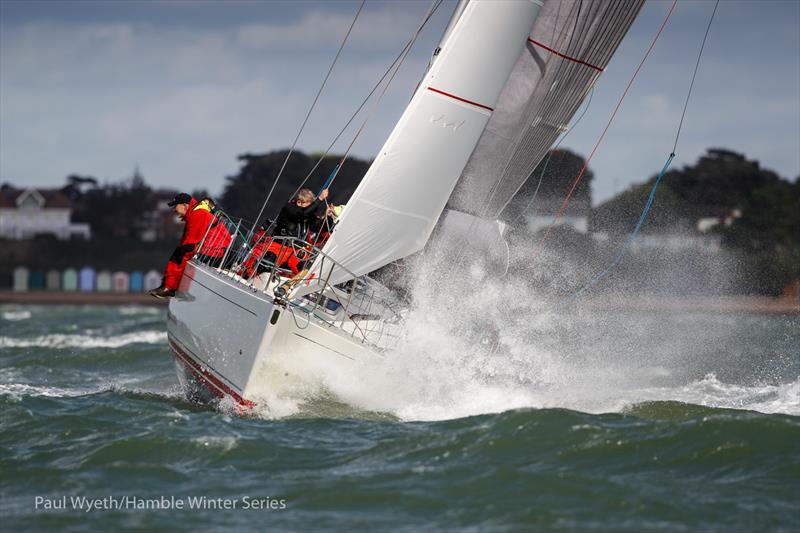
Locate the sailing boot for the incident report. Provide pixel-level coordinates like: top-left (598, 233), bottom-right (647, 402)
top-left (148, 286), bottom-right (176, 299)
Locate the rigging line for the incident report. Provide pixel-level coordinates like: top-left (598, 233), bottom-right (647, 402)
top-left (249, 0), bottom-right (366, 236)
top-left (282, 41), bottom-right (412, 218)
top-left (509, 85), bottom-right (595, 226)
top-left (533, 0), bottom-right (678, 258)
top-left (282, 0), bottom-right (444, 211)
top-left (567, 0), bottom-right (720, 299)
top-left (566, 154), bottom-right (673, 300)
top-left (673, 0), bottom-right (719, 154)
top-left (327, 0), bottom-right (444, 191)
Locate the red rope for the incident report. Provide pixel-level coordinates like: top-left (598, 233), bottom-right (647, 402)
top-left (534, 0), bottom-right (678, 257)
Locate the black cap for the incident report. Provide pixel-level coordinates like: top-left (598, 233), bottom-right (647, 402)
top-left (167, 193), bottom-right (192, 207)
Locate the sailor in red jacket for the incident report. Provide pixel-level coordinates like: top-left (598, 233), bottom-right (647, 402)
top-left (149, 193), bottom-right (214, 299)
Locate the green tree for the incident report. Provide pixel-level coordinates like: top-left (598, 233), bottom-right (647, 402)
top-left (70, 169), bottom-right (153, 240)
top-left (592, 149), bottom-right (789, 234)
top-left (722, 178), bottom-right (800, 251)
top-left (219, 150), bottom-right (371, 224)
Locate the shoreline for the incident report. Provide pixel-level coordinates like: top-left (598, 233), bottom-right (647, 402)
top-left (1, 291), bottom-right (798, 314)
top-left (579, 294), bottom-right (799, 315)
top-left (0, 291), bottom-right (167, 306)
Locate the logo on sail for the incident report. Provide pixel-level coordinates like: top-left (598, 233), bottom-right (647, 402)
top-left (429, 115), bottom-right (465, 132)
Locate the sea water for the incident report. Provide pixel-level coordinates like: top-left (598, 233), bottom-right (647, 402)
top-left (1, 303), bottom-right (798, 531)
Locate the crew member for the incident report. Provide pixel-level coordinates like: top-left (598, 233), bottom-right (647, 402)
top-left (149, 193), bottom-right (214, 299)
top-left (195, 207), bottom-right (232, 268)
top-left (274, 187), bottom-right (329, 238)
top-left (240, 188), bottom-right (329, 279)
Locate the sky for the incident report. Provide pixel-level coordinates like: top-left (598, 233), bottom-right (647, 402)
top-left (1, 0), bottom-right (798, 205)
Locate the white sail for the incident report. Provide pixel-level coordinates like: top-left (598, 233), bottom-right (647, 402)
top-left (311, 0), bottom-right (544, 285)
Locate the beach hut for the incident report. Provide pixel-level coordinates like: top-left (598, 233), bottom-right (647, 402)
top-left (13, 267), bottom-right (29, 292)
top-left (130, 271), bottom-right (144, 293)
top-left (96, 270), bottom-right (112, 292)
top-left (79, 267), bottom-right (96, 292)
top-left (112, 271), bottom-right (130, 293)
top-left (29, 271), bottom-right (45, 290)
top-left (62, 269), bottom-right (78, 292)
top-left (144, 270), bottom-right (161, 292)
top-left (46, 269), bottom-right (61, 291)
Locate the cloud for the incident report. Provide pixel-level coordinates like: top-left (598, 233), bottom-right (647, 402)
top-left (237, 8), bottom-right (421, 50)
top-left (0, 0), bottom-right (796, 203)
top-left (0, 4), bottom-right (442, 193)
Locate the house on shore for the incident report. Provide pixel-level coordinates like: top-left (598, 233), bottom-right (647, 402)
top-left (0, 187), bottom-right (90, 240)
top-left (522, 197), bottom-right (590, 235)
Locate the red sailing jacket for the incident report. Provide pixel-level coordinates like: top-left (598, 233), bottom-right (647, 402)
top-left (181, 198), bottom-right (214, 248)
top-left (198, 214), bottom-right (232, 258)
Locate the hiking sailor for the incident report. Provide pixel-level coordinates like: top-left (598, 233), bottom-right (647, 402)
top-left (149, 192), bottom-right (214, 299)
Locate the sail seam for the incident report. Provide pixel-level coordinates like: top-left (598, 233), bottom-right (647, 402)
top-left (527, 37), bottom-right (604, 72)
top-left (358, 199), bottom-right (431, 223)
top-left (427, 86), bottom-right (494, 112)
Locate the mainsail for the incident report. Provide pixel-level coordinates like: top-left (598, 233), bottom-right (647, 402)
top-left (311, 0), bottom-right (643, 284)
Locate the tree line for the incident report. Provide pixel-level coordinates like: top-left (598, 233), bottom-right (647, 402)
top-left (3, 147), bottom-right (796, 294)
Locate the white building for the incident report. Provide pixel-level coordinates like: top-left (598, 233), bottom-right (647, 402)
top-left (628, 233), bottom-right (722, 253)
top-left (696, 208), bottom-right (742, 233)
top-left (523, 197), bottom-right (590, 234)
top-left (0, 188), bottom-right (90, 240)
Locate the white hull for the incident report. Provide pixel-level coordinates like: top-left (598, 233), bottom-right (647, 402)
top-left (167, 261), bottom-right (391, 410)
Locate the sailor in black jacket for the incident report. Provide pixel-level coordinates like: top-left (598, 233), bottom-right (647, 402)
top-left (273, 188), bottom-right (329, 239)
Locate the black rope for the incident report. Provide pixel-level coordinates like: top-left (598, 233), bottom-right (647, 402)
top-left (250, 0), bottom-right (366, 236)
top-left (672, 0), bottom-right (720, 155)
top-left (566, 0), bottom-right (721, 299)
top-left (282, 0), bottom-right (445, 210)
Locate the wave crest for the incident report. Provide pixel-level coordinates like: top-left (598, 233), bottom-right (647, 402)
top-left (0, 331), bottom-right (166, 349)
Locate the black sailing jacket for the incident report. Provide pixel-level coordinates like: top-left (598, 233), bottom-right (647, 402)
top-left (273, 199), bottom-right (325, 239)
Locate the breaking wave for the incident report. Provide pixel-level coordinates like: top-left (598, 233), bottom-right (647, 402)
top-left (0, 381), bottom-right (184, 403)
top-left (249, 252), bottom-right (799, 422)
top-left (118, 306), bottom-right (162, 316)
top-left (0, 331), bottom-right (167, 349)
top-left (2, 310), bottom-right (31, 321)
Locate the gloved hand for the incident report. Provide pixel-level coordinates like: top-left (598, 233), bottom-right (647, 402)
top-left (169, 243), bottom-right (196, 263)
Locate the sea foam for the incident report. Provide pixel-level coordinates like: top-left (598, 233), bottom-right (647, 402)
top-left (2, 310), bottom-right (32, 321)
top-left (0, 331), bottom-right (167, 349)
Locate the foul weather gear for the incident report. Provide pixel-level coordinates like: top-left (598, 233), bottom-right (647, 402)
top-left (162, 198), bottom-right (214, 290)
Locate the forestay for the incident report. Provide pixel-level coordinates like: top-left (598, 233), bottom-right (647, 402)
top-left (309, 0), bottom-right (544, 285)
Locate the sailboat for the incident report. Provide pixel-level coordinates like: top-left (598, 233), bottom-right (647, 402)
top-left (166, 0), bottom-right (644, 409)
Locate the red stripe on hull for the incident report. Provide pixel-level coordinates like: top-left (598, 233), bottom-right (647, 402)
top-left (173, 351), bottom-right (226, 402)
top-left (169, 338), bottom-right (256, 409)
top-left (426, 86), bottom-right (494, 112)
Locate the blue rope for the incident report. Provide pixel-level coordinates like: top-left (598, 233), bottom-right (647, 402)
top-left (566, 0), bottom-right (719, 300)
top-left (317, 163), bottom-right (340, 196)
top-left (568, 153), bottom-right (674, 300)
